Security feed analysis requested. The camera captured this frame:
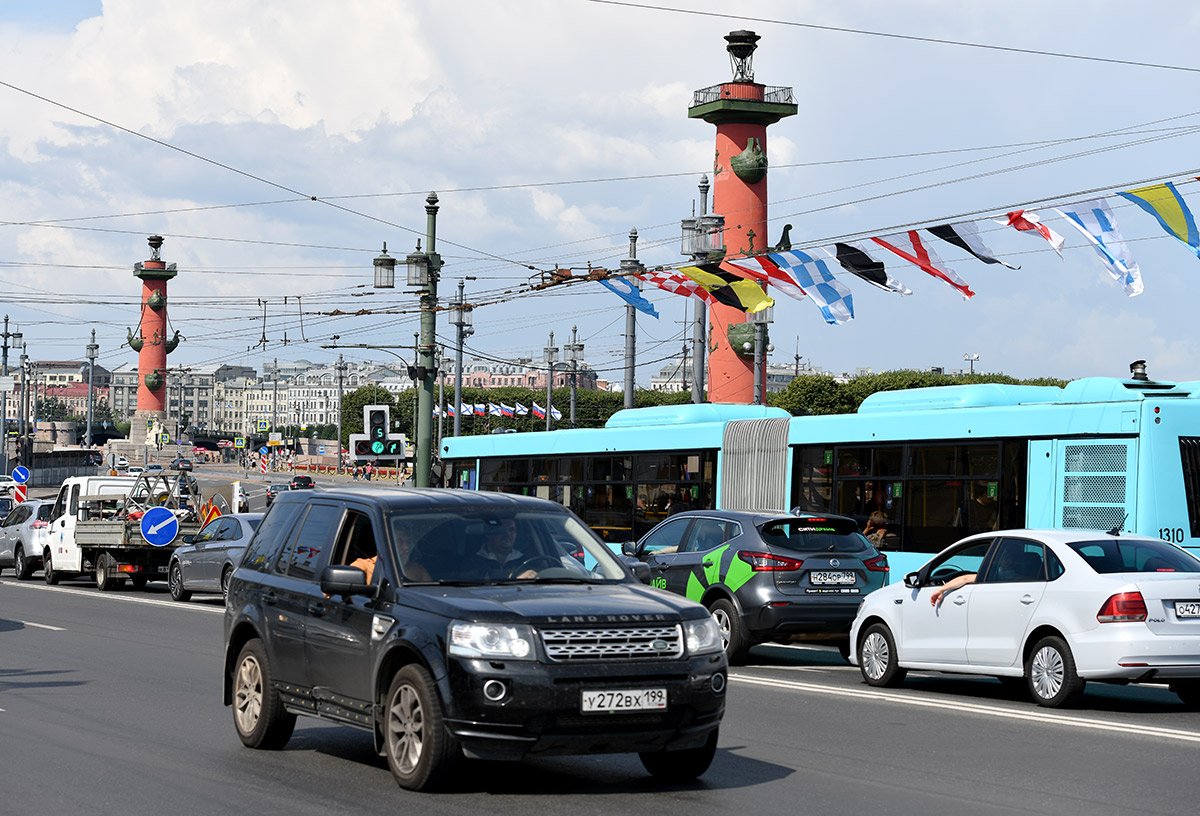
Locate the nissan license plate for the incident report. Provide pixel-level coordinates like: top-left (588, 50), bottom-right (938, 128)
top-left (1176, 601), bottom-right (1200, 618)
top-left (811, 570), bottom-right (855, 586)
top-left (581, 688), bottom-right (667, 713)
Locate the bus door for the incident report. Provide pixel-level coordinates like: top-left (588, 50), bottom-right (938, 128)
top-left (1052, 440), bottom-right (1137, 534)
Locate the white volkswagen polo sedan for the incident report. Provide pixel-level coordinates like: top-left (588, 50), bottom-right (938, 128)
top-left (849, 529), bottom-right (1200, 708)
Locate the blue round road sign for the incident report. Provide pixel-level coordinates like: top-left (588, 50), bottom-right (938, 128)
top-left (11, 465), bottom-right (30, 484)
top-left (140, 506), bottom-right (180, 547)
top-left (259, 446), bottom-right (269, 455)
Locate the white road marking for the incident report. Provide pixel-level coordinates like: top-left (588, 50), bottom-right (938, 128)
top-left (1, 580), bottom-right (223, 614)
top-left (17, 620), bottom-right (65, 631)
top-left (759, 664), bottom-right (860, 673)
top-left (729, 673), bottom-right (1200, 744)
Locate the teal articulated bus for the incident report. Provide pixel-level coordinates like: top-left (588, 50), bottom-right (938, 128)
top-left (441, 370), bottom-right (1200, 575)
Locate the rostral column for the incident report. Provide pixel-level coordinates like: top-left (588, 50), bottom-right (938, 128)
top-left (688, 31), bottom-right (796, 403)
top-left (129, 235), bottom-right (182, 445)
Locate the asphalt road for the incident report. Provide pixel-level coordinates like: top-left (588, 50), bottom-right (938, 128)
top-left (2, 574), bottom-right (1198, 816)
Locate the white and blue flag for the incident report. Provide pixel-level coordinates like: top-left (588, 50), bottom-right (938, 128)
top-left (729, 250), bottom-right (854, 324)
top-left (1054, 199), bottom-right (1143, 297)
top-left (598, 276), bottom-right (659, 318)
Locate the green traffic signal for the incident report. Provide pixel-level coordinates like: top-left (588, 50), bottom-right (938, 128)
top-left (370, 440), bottom-right (385, 455)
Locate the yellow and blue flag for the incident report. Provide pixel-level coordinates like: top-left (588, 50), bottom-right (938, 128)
top-left (1118, 181), bottom-right (1200, 260)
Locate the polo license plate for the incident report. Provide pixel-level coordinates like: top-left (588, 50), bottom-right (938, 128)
top-left (581, 688), bottom-right (667, 713)
top-left (811, 570), bottom-right (855, 585)
top-left (1175, 601), bottom-right (1200, 618)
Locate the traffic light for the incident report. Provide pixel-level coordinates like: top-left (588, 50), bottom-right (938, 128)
top-left (349, 405), bottom-right (406, 463)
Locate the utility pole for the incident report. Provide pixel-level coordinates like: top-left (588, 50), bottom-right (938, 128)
top-left (271, 357), bottom-right (278, 434)
top-left (620, 229), bottom-right (644, 409)
top-left (436, 345), bottom-right (445, 450)
top-left (543, 332), bottom-right (558, 432)
top-left (691, 175), bottom-right (710, 404)
top-left (18, 343), bottom-right (29, 464)
top-left (448, 277), bottom-right (475, 437)
top-left (335, 354), bottom-right (346, 472)
top-left (565, 325), bottom-right (584, 428)
top-left (412, 331), bottom-right (420, 446)
top-left (85, 329), bottom-right (98, 446)
top-left (415, 193), bottom-right (441, 487)
top-left (2, 316), bottom-right (23, 463)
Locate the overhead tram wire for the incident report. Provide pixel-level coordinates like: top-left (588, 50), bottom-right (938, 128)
top-left (444, 113), bottom-right (1200, 278)
top-left (9, 123), bottom-right (1194, 248)
top-left (0, 77), bottom-right (541, 277)
top-left (585, 0), bottom-right (1200, 75)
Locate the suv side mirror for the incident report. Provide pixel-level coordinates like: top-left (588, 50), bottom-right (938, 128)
top-left (320, 565), bottom-right (373, 598)
top-left (903, 571), bottom-right (922, 589)
top-left (620, 540), bottom-right (639, 557)
top-left (620, 556), bottom-right (651, 583)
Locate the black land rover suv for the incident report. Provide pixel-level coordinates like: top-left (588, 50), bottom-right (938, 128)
top-left (223, 488), bottom-right (727, 792)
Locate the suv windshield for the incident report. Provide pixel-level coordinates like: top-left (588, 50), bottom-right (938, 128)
top-left (760, 517), bottom-right (870, 554)
top-left (1068, 538), bottom-right (1200, 573)
top-left (393, 508), bottom-right (630, 584)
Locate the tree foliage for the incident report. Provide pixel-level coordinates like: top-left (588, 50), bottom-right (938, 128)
top-left (338, 371), bottom-right (1070, 439)
top-left (773, 370), bottom-right (1068, 416)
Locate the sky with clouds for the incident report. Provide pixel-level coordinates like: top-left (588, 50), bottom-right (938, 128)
top-left (2, 0), bottom-right (1200, 386)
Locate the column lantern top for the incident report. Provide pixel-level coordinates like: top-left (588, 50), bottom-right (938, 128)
top-left (134, 234), bottom-right (178, 281)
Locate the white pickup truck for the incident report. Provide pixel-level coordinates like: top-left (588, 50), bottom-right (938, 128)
top-left (42, 474), bottom-right (202, 591)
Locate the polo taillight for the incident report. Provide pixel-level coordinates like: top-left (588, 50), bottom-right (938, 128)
top-left (737, 551), bottom-right (804, 571)
top-left (1097, 592), bottom-right (1147, 623)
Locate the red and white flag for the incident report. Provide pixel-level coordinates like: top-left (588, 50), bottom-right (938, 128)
top-left (996, 210), bottom-right (1065, 257)
top-left (638, 269), bottom-right (716, 304)
top-left (870, 231), bottom-right (975, 299)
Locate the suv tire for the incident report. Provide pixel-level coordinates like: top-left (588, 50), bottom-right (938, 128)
top-left (639, 729), bottom-right (718, 781)
top-left (14, 545), bottom-right (34, 580)
top-left (384, 665), bottom-right (459, 791)
top-left (708, 598), bottom-right (751, 666)
top-left (232, 639), bottom-right (296, 749)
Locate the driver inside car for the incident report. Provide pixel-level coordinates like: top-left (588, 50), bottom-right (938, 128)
top-left (467, 519), bottom-right (539, 580)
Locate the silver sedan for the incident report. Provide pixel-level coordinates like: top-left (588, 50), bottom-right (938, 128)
top-left (168, 512), bottom-right (263, 602)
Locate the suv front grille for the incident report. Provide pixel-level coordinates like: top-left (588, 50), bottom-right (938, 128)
top-left (540, 625), bottom-right (683, 661)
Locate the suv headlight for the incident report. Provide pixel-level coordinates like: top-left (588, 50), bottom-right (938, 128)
top-left (448, 621), bottom-right (536, 660)
top-left (683, 617), bottom-right (722, 656)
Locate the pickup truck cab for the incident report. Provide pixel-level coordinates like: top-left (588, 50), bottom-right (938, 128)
top-left (224, 488), bottom-right (726, 791)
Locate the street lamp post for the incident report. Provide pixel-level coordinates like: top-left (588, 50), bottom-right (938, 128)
top-left (565, 325), bottom-right (584, 427)
top-left (544, 332), bottom-right (558, 432)
top-left (85, 329), bottom-right (98, 446)
top-left (374, 194), bottom-right (441, 487)
top-left (964, 353), bottom-right (979, 375)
